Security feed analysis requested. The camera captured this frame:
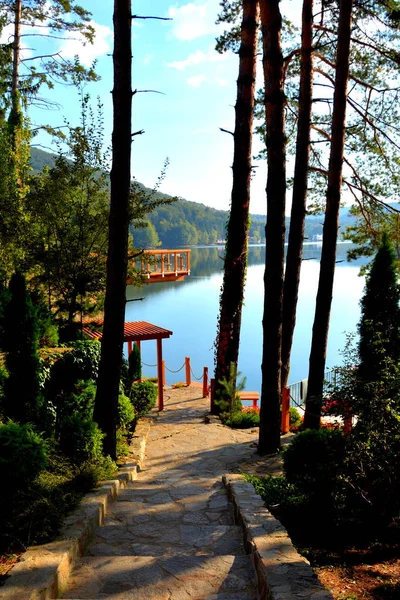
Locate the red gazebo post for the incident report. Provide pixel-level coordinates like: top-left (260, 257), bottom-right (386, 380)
top-left (157, 338), bottom-right (164, 411)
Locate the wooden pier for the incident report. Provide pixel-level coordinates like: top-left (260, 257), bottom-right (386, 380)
top-left (132, 249), bottom-right (191, 284)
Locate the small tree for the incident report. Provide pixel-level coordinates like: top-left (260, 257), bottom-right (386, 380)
top-left (128, 343), bottom-right (141, 385)
top-left (2, 272), bottom-right (42, 424)
top-left (358, 232), bottom-right (400, 381)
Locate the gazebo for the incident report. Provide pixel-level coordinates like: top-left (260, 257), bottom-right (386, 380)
top-left (82, 321), bottom-right (173, 410)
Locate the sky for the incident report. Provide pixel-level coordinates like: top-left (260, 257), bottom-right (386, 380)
top-left (18, 0), bottom-right (302, 216)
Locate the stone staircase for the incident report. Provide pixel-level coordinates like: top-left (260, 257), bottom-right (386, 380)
top-left (62, 476), bottom-right (257, 600)
top-left (61, 387), bottom-right (259, 600)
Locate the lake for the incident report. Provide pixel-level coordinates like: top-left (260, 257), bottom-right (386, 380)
top-left (126, 243), bottom-right (369, 390)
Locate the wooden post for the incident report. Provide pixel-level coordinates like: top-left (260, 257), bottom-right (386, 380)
top-left (252, 397), bottom-right (258, 409)
top-left (185, 356), bottom-right (191, 386)
top-left (210, 377), bottom-right (216, 414)
top-left (157, 338), bottom-right (164, 411)
top-left (187, 250), bottom-right (191, 273)
top-left (202, 366), bottom-right (208, 398)
top-left (281, 387), bottom-right (290, 434)
top-left (174, 252), bottom-right (178, 274)
top-left (162, 359), bottom-right (166, 387)
top-left (127, 340), bottom-right (132, 355)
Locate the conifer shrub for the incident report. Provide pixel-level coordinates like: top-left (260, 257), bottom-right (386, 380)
top-left (283, 428), bottom-right (345, 504)
top-left (3, 272), bottom-right (43, 424)
top-left (58, 414), bottom-right (104, 465)
top-left (117, 392), bottom-right (136, 428)
top-left (128, 342), bottom-right (141, 383)
top-left (45, 339), bottom-right (101, 402)
top-left (0, 421), bottom-right (47, 492)
top-left (130, 380), bottom-right (157, 417)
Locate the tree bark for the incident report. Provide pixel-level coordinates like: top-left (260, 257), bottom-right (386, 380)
top-left (214, 0), bottom-right (259, 403)
top-left (281, 0), bottom-right (314, 390)
top-left (93, 0), bottom-right (132, 459)
top-left (9, 0), bottom-right (22, 132)
top-left (304, 0), bottom-right (353, 430)
top-left (258, 0), bottom-right (286, 455)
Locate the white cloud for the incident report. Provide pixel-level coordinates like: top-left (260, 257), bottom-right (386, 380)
top-left (59, 21), bottom-right (113, 67)
top-left (168, 1), bottom-right (220, 40)
top-left (187, 74), bottom-right (207, 88)
top-left (143, 54), bottom-right (153, 66)
top-left (215, 76), bottom-right (228, 87)
top-left (168, 45), bottom-right (226, 71)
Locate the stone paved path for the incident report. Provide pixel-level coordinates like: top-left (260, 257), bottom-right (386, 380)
top-left (63, 386), bottom-right (260, 600)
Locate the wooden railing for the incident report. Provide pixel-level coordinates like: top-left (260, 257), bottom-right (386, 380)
top-left (138, 249), bottom-right (191, 283)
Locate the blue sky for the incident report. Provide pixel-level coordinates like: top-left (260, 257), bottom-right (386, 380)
top-left (22, 0), bottom-right (301, 215)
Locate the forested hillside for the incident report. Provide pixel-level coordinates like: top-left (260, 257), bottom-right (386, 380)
top-left (30, 147), bottom-right (330, 247)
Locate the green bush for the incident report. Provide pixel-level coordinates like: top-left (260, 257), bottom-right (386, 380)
top-left (59, 414), bottom-right (104, 465)
top-left (283, 428), bottom-right (345, 502)
top-left (289, 407), bottom-right (302, 428)
top-left (245, 474), bottom-right (298, 508)
top-left (0, 421), bottom-right (47, 490)
top-left (45, 340), bottom-right (101, 401)
top-left (130, 380), bottom-right (157, 417)
top-left (117, 393), bottom-right (135, 428)
top-left (226, 409), bottom-right (260, 428)
top-left (3, 272), bottom-right (43, 424)
top-left (128, 343), bottom-right (141, 384)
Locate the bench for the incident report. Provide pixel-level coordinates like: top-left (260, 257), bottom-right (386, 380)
top-left (239, 391), bottom-right (259, 409)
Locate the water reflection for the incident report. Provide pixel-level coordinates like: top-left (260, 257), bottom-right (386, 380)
top-left (126, 243), bottom-right (368, 390)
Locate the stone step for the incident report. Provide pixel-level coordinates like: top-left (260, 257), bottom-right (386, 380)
top-left (87, 522), bottom-right (246, 557)
top-left (63, 554), bottom-right (257, 600)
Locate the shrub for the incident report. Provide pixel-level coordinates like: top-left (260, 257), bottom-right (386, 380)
top-left (289, 406), bottom-right (302, 428)
top-left (128, 343), bottom-right (141, 383)
top-left (130, 380), bottom-right (157, 417)
top-left (59, 414), bottom-right (104, 465)
top-left (45, 340), bottom-right (101, 401)
top-left (227, 408), bottom-right (260, 428)
top-left (214, 362), bottom-right (245, 424)
top-left (0, 421), bottom-right (47, 491)
top-left (117, 393), bottom-right (135, 428)
top-left (3, 272), bottom-right (42, 424)
top-left (283, 428), bottom-right (345, 504)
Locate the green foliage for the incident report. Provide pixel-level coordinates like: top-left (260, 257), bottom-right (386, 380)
top-left (127, 343), bottom-right (141, 387)
top-left (31, 290), bottom-right (59, 347)
top-left (358, 233), bottom-right (400, 381)
top-left (289, 406), bottom-right (302, 428)
top-left (283, 428), bottom-right (345, 503)
top-left (245, 474), bottom-right (298, 508)
top-left (59, 414), bottom-right (104, 465)
top-left (27, 94), bottom-right (110, 325)
top-left (3, 272), bottom-right (42, 424)
top-left (117, 393), bottom-right (135, 429)
top-left (0, 421), bottom-right (47, 493)
top-left (226, 409), bottom-right (260, 428)
top-left (130, 380), bottom-right (157, 417)
top-left (214, 362), bottom-right (245, 424)
top-left (45, 340), bottom-right (101, 402)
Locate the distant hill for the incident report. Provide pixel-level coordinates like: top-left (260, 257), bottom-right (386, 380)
top-left (29, 147), bottom-right (352, 247)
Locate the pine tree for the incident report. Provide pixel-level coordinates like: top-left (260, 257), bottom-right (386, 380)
top-left (358, 232), bottom-right (400, 380)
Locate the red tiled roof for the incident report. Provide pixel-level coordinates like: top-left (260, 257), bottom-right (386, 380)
top-left (82, 321), bottom-right (173, 342)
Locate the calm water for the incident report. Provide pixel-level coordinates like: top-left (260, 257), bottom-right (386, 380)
top-left (125, 243), bottom-right (369, 390)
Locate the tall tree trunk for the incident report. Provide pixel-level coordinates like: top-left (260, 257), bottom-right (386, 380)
top-left (304, 0), bottom-right (353, 429)
top-left (9, 0), bottom-right (22, 133)
top-left (258, 0), bottom-right (286, 455)
top-left (214, 0), bottom-right (259, 401)
top-left (281, 0), bottom-right (314, 389)
top-left (93, 0), bottom-right (132, 459)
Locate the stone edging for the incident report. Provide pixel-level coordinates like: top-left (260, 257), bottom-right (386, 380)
top-left (2, 418), bottom-right (153, 600)
top-left (223, 474), bottom-right (334, 600)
